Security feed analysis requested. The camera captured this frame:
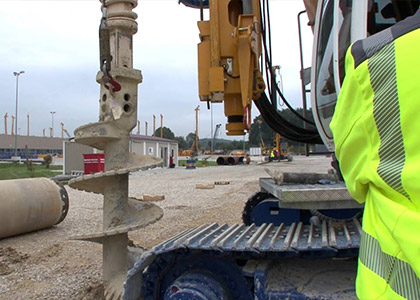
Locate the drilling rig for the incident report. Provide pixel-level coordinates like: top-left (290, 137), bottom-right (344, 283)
top-left (122, 1), bottom-right (420, 299)
top-left (51, 0), bottom-right (420, 299)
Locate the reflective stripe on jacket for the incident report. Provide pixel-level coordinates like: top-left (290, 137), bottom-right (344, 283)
top-left (330, 10), bottom-right (420, 300)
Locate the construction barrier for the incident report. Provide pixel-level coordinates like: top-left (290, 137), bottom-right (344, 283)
top-left (83, 153), bottom-right (105, 174)
top-left (186, 159), bottom-right (196, 169)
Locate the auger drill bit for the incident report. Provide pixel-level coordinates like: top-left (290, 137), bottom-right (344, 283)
top-left (69, 1), bottom-right (163, 299)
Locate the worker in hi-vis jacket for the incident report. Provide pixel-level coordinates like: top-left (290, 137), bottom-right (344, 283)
top-left (330, 9), bottom-right (420, 300)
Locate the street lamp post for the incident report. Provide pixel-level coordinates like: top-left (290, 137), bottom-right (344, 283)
top-left (50, 111), bottom-right (56, 155)
top-left (13, 71), bottom-right (24, 158)
top-left (50, 111), bottom-right (56, 137)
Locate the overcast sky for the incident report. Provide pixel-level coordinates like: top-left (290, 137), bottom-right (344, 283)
top-left (0, 0), bottom-right (312, 141)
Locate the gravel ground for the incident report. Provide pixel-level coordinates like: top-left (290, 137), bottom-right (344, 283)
top-left (0, 155), bottom-right (333, 300)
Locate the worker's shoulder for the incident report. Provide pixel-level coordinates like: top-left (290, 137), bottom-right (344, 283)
top-left (351, 10), bottom-right (420, 68)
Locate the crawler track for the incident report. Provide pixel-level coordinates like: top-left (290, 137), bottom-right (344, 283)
top-left (124, 219), bottom-right (362, 299)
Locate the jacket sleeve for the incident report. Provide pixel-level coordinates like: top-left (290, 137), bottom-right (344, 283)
top-left (330, 45), bottom-right (371, 204)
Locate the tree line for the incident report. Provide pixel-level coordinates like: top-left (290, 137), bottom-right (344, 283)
top-left (154, 107), bottom-right (316, 152)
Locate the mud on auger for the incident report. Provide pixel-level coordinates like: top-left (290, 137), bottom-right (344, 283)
top-left (68, 1), bottom-right (163, 299)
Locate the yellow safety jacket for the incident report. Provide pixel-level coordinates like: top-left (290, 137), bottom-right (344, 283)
top-left (330, 11), bottom-right (420, 300)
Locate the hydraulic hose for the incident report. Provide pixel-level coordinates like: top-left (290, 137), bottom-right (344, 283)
top-left (254, 93), bottom-right (323, 144)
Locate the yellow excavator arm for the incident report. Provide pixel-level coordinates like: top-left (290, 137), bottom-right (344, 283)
top-left (197, 0), bottom-right (265, 135)
top-left (185, 0), bottom-right (418, 148)
top-left (195, 0), bottom-right (319, 136)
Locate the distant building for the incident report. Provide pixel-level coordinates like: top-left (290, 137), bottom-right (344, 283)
top-left (0, 134), bottom-right (66, 159)
top-left (63, 141), bottom-right (95, 174)
top-left (129, 134), bottom-right (178, 166)
top-left (63, 134), bottom-right (178, 174)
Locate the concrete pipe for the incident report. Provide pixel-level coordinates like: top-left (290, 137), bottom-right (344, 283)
top-left (0, 178), bottom-right (69, 239)
top-left (216, 156), bottom-right (227, 165)
top-left (227, 156), bottom-right (245, 165)
top-left (227, 156), bottom-right (236, 165)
